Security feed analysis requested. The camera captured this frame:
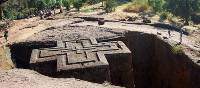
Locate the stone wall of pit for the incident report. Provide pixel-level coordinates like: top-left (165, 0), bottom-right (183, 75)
top-left (10, 41), bottom-right (56, 68)
top-left (124, 31), bottom-right (200, 88)
top-left (152, 36), bottom-right (200, 88)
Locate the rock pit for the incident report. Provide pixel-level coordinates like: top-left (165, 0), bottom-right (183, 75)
top-left (9, 24), bottom-right (200, 88)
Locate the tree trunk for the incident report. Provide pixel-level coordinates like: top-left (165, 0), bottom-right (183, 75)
top-left (24, 0), bottom-right (28, 8)
top-left (148, 0), bottom-right (151, 5)
top-left (0, 6), bottom-right (3, 20)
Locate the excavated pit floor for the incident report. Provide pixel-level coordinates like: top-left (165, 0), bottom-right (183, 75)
top-left (10, 25), bottom-right (200, 88)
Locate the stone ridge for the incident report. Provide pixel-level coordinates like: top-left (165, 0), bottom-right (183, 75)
top-left (30, 38), bottom-right (131, 72)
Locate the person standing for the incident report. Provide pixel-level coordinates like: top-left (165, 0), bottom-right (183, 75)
top-left (4, 29), bottom-right (8, 41)
top-left (179, 29), bottom-right (183, 44)
top-left (168, 30), bottom-right (171, 38)
top-left (39, 10), bottom-right (44, 19)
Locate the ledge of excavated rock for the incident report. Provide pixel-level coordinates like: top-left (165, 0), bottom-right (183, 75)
top-left (0, 69), bottom-right (122, 88)
top-left (24, 25), bottom-right (127, 42)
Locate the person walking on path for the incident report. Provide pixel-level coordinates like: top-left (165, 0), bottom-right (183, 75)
top-left (168, 30), bottom-right (171, 38)
top-left (179, 29), bottom-right (183, 44)
top-left (4, 29), bottom-right (8, 42)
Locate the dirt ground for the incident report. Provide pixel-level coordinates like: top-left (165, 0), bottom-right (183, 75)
top-left (0, 69), bottom-right (121, 88)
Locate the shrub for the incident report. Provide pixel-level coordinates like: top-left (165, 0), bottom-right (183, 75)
top-left (148, 0), bottom-right (164, 12)
top-left (123, 3), bottom-right (149, 13)
top-left (3, 8), bottom-right (18, 20)
top-left (85, 0), bottom-right (101, 5)
top-left (36, 0), bottom-right (47, 10)
top-left (63, 0), bottom-right (71, 11)
top-left (159, 12), bottom-right (169, 21)
top-left (165, 0), bottom-right (200, 25)
top-left (172, 45), bottom-right (184, 55)
top-left (105, 0), bottom-right (117, 13)
top-left (73, 0), bottom-right (83, 11)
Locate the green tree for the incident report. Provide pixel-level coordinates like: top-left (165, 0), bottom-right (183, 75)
top-left (0, 5), bottom-right (3, 20)
top-left (73, 0), bottom-right (83, 11)
top-left (165, 0), bottom-right (200, 25)
top-left (105, 0), bottom-right (117, 13)
top-left (36, 0), bottom-right (47, 10)
top-left (148, 0), bottom-right (164, 12)
top-left (28, 0), bottom-right (38, 8)
top-left (0, 0), bottom-right (8, 20)
top-left (56, 0), bottom-right (64, 13)
top-left (63, 0), bottom-right (71, 11)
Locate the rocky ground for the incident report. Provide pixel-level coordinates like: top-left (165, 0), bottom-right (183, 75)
top-left (0, 69), bottom-right (121, 88)
top-left (25, 24), bottom-right (126, 42)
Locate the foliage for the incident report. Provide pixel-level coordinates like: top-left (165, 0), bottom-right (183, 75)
top-left (2, 2), bottom-right (18, 20)
top-left (171, 45), bottom-right (184, 55)
top-left (63, 0), bottom-right (71, 11)
top-left (105, 0), bottom-right (117, 13)
top-left (123, 0), bottom-right (164, 13)
top-left (159, 11), bottom-right (172, 21)
top-left (84, 0), bottom-right (101, 5)
top-left (123, 1), bottom-right (150, 13)
top-left (36, 0), bottom-right (47, 10)
top-left (0, 0), bottom-right (63, 20)
top-left (73, 0), bottom-right (83, 11)
top-left (165, 0), bottom-right (200, 25)
top-left (1, 0), bottom-right (200, 22)
top-left (148, 0), bottom-right (164, 12)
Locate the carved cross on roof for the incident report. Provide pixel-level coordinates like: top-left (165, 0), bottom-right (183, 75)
top-left (30, 38), bottom-right (131, 71)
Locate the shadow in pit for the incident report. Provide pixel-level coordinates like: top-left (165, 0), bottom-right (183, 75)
top-left (10, 41), bottom-right (57, 69)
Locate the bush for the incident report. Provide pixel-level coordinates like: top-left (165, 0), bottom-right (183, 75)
top-left (159, 12), bottom-right (170, 21)
top-left (63, 0), bottom-right (71, 11)
top-left (3, 8), bottom-right (18, 20)
top-left (171, 45), bottom-right (183, 55)
top-left (73, 0), bottom-right (83, 11)
top-left (105, 0), bottom-right (117, 13)
top-left (165, 0), bottom-right (200, 25)
top-left (148, 0), bottom-right (164, 12)
top-left (82, 0), bottom-right (101, 5)
top-left (36, 0), bottom-right (47, 10)
top-left (123, 3), bottom-right (149, 13)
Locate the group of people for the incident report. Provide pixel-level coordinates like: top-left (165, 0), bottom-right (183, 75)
top-left (168, 29), bottom-right (183, 44)
top-left (2, 29), bottom-right (8, 42)
top-left (39, 9), bottom-right (55, 19)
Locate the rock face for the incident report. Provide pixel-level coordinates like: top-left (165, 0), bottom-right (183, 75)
top-left (30, 38), bottom-right (134, 88)
top-left (152, 37), bottom-right (200, 88)
top-left (125, 31), bottom-right (200, 88)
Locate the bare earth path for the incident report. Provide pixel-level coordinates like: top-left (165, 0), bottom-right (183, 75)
top-left (0, 16), bottom-right (78, 46)
top-left (0, 69), bottom-right (120, 88)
